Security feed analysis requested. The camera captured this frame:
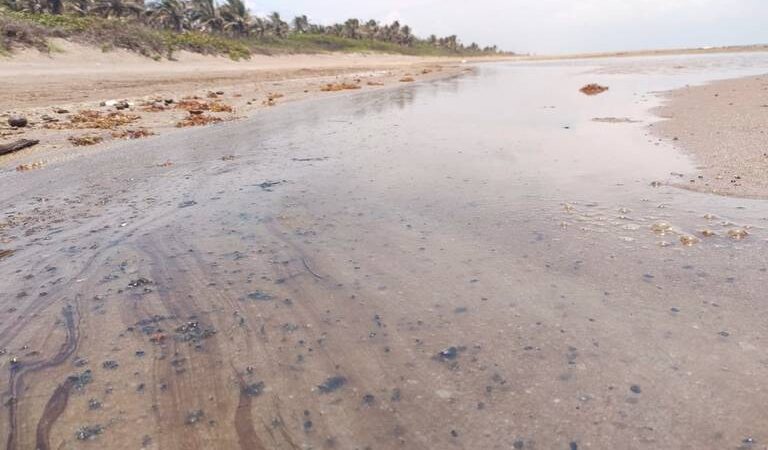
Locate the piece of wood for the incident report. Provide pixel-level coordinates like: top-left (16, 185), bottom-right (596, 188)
top-left (0, 139), bottom-right (39, 156)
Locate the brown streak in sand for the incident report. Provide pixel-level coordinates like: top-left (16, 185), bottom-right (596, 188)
top-left (232, 369), bottom-right (267, 450)
top-left (34, 378), bottom-right (76, 450)
top-left (6, 304), bottom-right (80, 450)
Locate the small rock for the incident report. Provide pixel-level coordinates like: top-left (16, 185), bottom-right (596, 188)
top-left (8, 116), bottom-right (28, 128)
top-left (630, 384), bottom-right (641, 394)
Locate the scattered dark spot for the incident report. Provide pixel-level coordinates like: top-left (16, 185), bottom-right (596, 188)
top-left (242, 381), bottom-right (265, 397)
top-left (246, 291), bottom-right (273, 301)
top-left (127, 278), bottom-right (153, 289)
top-left (69, 369), bottom-right (93, 390)
top-left (630, 385), bottom-right (641, 394)
top-left (102, 360), bottom-right (119, 370)
top-left (256, 181), bottom-right (283, 191)
top-left (75, 424), bottom-right (103, 440)
top-left (318, 376), bottom-right (347, 394)
top-left (436, 346), bottom-right (458, 360)
top-left (185, 409), bottom-right (204, 425)
top-left (178, 200), bottom-right (197, 208)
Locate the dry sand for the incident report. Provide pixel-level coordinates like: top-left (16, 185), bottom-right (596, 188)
top-left (0, 40), bottom-right (503, 166)
top-left (651, 74), bottom-right (768, 198)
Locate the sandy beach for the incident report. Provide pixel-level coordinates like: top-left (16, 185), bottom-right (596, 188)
top-left (2, 49), bottom-right (768, 450)
top-left (651, 73), bottom-right (768, 198)
top-left (1, 40), bottom-right (498, 167)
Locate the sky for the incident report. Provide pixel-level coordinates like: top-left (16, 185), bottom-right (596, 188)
top-left (248, 0), bottom-right (768, 54)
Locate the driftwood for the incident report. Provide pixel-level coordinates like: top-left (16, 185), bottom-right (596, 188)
top-left (0, 139), bottom-right (39, 156)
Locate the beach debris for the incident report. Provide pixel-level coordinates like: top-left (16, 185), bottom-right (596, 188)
top-left (580, 84), bottom-right (609, 95)
top-left (157, 160), bottom-right (173, 167)
top-left (176, 114), bottom-right (222, 128)
top-left (367, 81), bottom-right (385, 86)
top-left (320, 82), bottom-right (361, 92)
top-left (399, 77), bottom-right (415, 82)
top-left (630, 385), bottom-right (642, 394)
top-left (141, 101), bottom-right (167, 112)
top-left (0, 139), bottom-right (39, 156)
top-left (0, 249), bottom-right (15, 260)
top-left (174, 321), bottom-right (216, 343)
top-left (650, 222), bottom-right (672, 235)
top-left (48, 110), bottom-right (139, 130)
top-left (75, 424), bottom-right (103, 440)
top-left (679, 235), bottom-right (699, 246)
top-left (112, 128), bottom-right (154, 140)
top-left (178, 200), bottom-right (197, 208)
top-left (318, 376), bottom-right (347, 394)
top-left (727, 228), bottom-right (749, 240)
top-left (8, 116), bottom-right (28, 128)
top-left (16, 160), bottom-right (46, 172)
top-left (176, 98), bottom-right (233, 113)
top-left (436, 346), bottom-right (459, 361)
top-left (699, 229), bottom-right (716, 237)
top-left (102, 360), bottom-right (119, 370)
top-left (127, 278), bottom-right (153, 289)
top-left (185, 409), bottom-right (205, 425)
top-left (263, 92), bottom-right (284, 106)
top-left (69, 135), bottom-right (103, 146)
top-left (101, 99), bottom-right (130, 108)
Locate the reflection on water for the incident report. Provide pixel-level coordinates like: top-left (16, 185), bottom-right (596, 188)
top-left (1, 53), bottom-right (768, 450)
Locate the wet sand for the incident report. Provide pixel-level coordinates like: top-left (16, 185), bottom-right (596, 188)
top-left (651, 74), bottom-right (768, 198)
top-left (1, 53), bottom-right (768, 450)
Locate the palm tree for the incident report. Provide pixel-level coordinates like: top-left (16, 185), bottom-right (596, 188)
top-left (220, 0), bottom-right (248, 36)
top-left (267, 11), bottom-right (288, 37)
top-left (362, 19), bottom-right (378, 40)
top-left (249, 16), bottom-right (266, 38)
top-left (91, 0), bottom-right (144, 18)
top-left (49, 0), bottom-right (62, 14)
top-left (147, 0), bottom-right (186, 31)
top-left (400, 25), bottom-right (413, 46)
top-left (291, 14), bottom-right (309, 34)
top-left (341, 18), bottom-right (360, 39)
top-left (188, 0), bottom-right (221, 32)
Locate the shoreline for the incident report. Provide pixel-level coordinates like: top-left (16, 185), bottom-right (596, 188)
top-left (650, 73), bottom-right (768, 199)
top-left (0, 42), bottom-right (505, 168)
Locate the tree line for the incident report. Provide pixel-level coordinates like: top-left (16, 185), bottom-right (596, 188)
top-left (2, 0), bottom-right (502, 53)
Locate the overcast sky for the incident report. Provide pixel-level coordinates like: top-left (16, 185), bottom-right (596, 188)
top-left (249, 0), bottom-right (768, 54)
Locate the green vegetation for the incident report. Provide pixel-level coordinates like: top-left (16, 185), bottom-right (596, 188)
top-left (1, 0), bottom-right (506, 59)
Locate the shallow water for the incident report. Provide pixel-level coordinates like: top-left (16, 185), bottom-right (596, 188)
top-left (2, 53), bottom-right (768, 450)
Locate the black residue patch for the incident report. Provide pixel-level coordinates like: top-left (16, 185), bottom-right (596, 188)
top-left (318, 376), bottom-right (347, 394)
